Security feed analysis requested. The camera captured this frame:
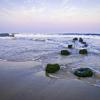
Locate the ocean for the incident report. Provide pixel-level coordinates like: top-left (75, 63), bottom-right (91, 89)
top-left (0, 33), bottom-right (100, 86)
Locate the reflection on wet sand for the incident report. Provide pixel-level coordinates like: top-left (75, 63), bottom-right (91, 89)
top-left (0, 61), bottom-right (100, 100)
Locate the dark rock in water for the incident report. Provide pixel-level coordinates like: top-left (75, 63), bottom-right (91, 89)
top-left (73, 37), bottom-right (78, 42)
top-left (79, 38), bottom-right (83, 43)
top-left (81, 42), bottom-right (88, 47)
top-left (79, 49), bottom-right (88, 54)
top-left (83, 42), bottom-right (88, 47)
top-left (0, 33), bottom-right (9, 37)
top-left (45, 64), bottom-right (60, 73)
top-left (74, 68), bottom-right (93, 77)
top-left (84, 44), bottom-right (88, 47)
top-left (61, 50), bottom-right (70, 56)
top-left (68, 45), bottom-right (73, 49)
top-left (82, 41), bottom-right (86, 44)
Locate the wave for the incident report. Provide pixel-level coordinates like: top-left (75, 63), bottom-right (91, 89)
top-left (1, 33), bottom-right (100, 40)
top-left (0, 34), bottom-right (100, 87)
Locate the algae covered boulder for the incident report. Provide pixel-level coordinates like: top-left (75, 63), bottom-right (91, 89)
top-left (68, 45), bottom-right (73, 49)
top-left (61, 50), bottom-right (70, 56)
top-left (79, 49), bottom-right (88, 54)
top-left (45, 64), bottom-right (60, 73)
top-left (74, 68), bottom-right (93, 77)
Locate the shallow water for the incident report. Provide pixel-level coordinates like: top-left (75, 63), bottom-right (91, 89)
top-left (0, 34), bottom-right (100, 87)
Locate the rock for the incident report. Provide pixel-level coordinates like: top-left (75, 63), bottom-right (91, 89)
top-left (68, 45), bottom-right (73, 49)
top-left (45, 64), bottom-right (60, 73)
top-left (84, 44), bottom-right (88, 47)
top-left (79, 49), bottom-right (88, 54)
top-left (0, 33), bottom-right (9, 37)
top-left (82, 42), bottom-right (86, 44)
top-left (73, 37), bottom-right (78, 42)
top-left (81, 42), bottom-right (88, 47)
top-left (79, 38), bottom-right (83, 43)
top-left (61, 50), bottom-right (70, 56)
top-left (74, 68), bottom-right (93, 77)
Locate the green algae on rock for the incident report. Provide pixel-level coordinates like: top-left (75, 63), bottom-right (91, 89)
top-left (74, 68), bottom-right (93, 77)
top-left (79, 49), bottom-right (88, 54)
top-left (45, 64), bottom-right (60, 73)
top-left (61, 50), bottom-right (70, 56)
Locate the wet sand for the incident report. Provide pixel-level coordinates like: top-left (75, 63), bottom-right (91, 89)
top-left (0, 61), bottom-right (100, 100)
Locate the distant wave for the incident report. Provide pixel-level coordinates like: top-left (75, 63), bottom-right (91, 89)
top-left (12, 33), bottom-right (100, 40)
top-left (0, 33), bottom-right (100, 40)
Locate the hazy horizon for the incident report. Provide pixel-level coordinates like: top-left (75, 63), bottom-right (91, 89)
top-left (0, 0), bottom-right (100, 33)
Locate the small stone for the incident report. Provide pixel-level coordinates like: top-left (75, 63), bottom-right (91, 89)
top-left (79, 49), bottom-right (88, 54)
top-left (61, 50), bottom-right (70, 56)
top-left (68, 45), bottom-right (73, 49)
top-left (73, 37), bottom-right (78, 41)
top-left (79, 38), bottom-right (83, 43)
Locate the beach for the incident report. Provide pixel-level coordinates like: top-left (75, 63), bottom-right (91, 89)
top-left (0, 34), bottom-right (100, 100)
top-left (0, 0), bottom-right (100, 99)
top-left (0, 60), bottom-right (100, 100)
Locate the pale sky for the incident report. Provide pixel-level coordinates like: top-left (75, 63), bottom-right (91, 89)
top-left (0, 0), bottom-right (100, 33)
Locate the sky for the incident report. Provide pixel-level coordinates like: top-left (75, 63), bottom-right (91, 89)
top-left (0, 0), bottom-right (100, 33)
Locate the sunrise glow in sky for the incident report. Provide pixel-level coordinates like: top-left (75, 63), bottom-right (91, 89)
top-left (0, 0), bottom-right (100, 33)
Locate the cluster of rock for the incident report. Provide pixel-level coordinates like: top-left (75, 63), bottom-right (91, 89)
top-left (45, 37), bottom-right (93, 78)
top-left (61, 50), bottom-right (70, 56)
top-left (61, 37), bottom-right (88, 55)
top-left (73, 37), bottom-right (88, 47)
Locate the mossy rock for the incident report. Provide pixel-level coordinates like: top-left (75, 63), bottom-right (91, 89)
top-left (45, 64), bottom-right (60, 73)
top-left (79, 38), bottom-right (83, 43)
top-left (79, 49), bottom-right (88, 54)
top-left (61, 50), bottom-right (70, 56)
top-left (74, 68), bottom-right (93, 77)
top-left (68, 45), bottom-right (73, 49)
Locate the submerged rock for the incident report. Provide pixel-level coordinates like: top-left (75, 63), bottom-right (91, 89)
top-left (79, 49), bottom-right (88, 54)
top-left (45, 64), bottom-right (60, 73)
top-left (74, 68), bottom-right (93, 77)
top-left (61, 50), bottom-right (70, 56)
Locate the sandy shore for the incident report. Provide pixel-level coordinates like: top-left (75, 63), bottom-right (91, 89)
top-left (0, 60), bottom-right (100, 100)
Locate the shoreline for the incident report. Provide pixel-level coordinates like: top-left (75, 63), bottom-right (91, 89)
top-left (0, 60), bottom-right (100, 100)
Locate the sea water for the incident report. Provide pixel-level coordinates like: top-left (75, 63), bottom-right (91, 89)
top-left (0, 33), bottom-right (100, 86)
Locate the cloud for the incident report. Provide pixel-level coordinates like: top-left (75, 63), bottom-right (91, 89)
top-left (0, 0), bottom-right (100, 16)
top-left (0, 0), bottom-right (100, 33)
